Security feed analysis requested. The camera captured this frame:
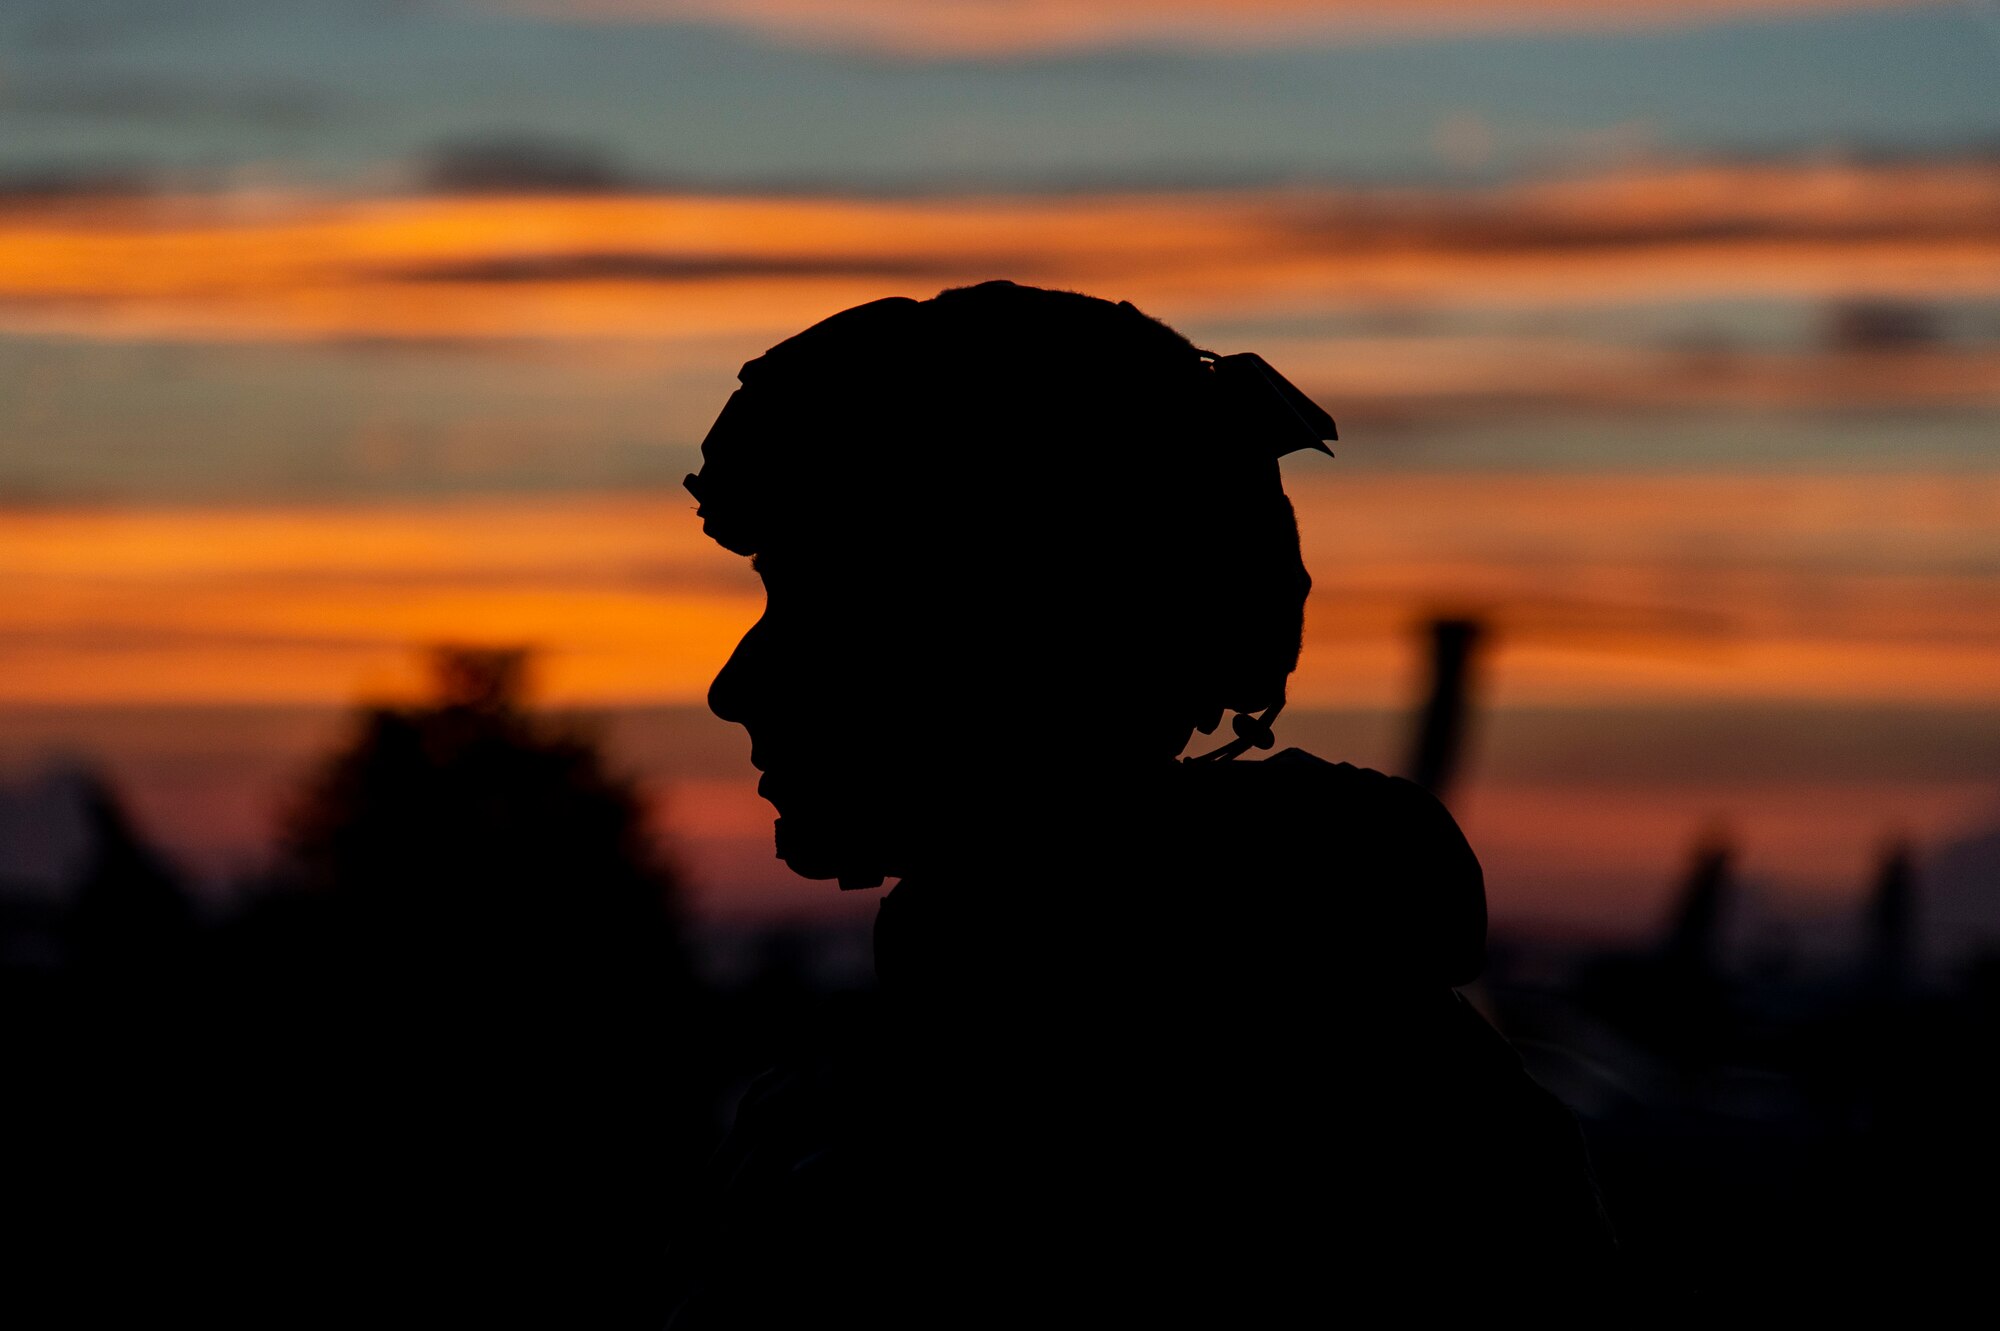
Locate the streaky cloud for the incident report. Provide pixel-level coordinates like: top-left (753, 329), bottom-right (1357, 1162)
top-left (390, 251), bottom-right (1021, 283)
top-left (3, 158), bottom-right (1997, 346)
top-left (6, 474), bottom-right (2000, 706)
top-left (492, 0), bottom-right (1945, 58)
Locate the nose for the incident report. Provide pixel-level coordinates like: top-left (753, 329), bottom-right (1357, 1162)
top-left (707, 613), bottom-right (769, 727)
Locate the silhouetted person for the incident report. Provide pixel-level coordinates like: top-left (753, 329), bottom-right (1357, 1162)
top-left (667, 282), bottom-right (1611, 1326)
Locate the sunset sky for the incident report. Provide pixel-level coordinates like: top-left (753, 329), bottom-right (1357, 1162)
top-left (4, 0), bottom-right (1999, 942)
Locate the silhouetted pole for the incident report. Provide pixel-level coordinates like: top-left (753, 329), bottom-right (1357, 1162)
top-left (1663, 831), bottom-right (1733, 976)
top-left (1865, 836), bottom-right (1915, 1000)
top-left (1405, 617), bottom-right (1485, 800)
top-left (1405, 616), bottom-right (1490, 1012)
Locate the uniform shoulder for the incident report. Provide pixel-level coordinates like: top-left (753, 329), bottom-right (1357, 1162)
top-left (1260, 747), bottom-right (1455, 819)
top-left (1225, 747), bottom-right (1487, 987)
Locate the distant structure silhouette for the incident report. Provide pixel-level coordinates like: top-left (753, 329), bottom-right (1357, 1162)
top-left (1406, 615), bottom-right (1486, 798)
top-left (67, 772), bottom-right (194, 976)
top-left (668, 281), bottom-right (1612, 1324)
top-left (0, 763), bottom-right (191, 979)
top-left (1664, 830), bottom-right (1734, 979)
top-left (0, 765), bottom-right (207, 1323)
top-left (1864, 835), bottom-right (1915, 1001)
top-left (1570, 828), bottom-right (1739, 1070)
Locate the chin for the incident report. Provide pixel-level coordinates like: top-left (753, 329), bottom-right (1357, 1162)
top-left (774, 812), bottom-right (897, 885)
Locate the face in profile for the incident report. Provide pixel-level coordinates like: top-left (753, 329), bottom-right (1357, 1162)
top-left (707, 521), bottom-right (1216, 887)
top-left (690, 283), bottom-right (1319, 887)
top-left (706, 536), bottom-right (960, 887)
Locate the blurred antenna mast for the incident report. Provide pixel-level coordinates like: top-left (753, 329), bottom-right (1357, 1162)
top-left (1405, 616), bottom-right (1486, 800)
top-left (1864, 835), bottom-right (1916, 1000)
top-left (1663, 830), bottom-right (1733, 977)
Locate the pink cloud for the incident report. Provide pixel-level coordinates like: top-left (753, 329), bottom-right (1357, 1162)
top-left (493, 0), bottom-right (1937, 56)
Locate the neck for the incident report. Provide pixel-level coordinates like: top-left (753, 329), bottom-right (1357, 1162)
top-left (897, 755), bottom-right (1183, 884)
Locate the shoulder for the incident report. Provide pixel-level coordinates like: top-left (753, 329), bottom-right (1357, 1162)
top-left (1192, 748), bottom-right (1487, 987)
top-left (1264, 746), bottom-right (1436, 803)
top-left (1218, 747), bottom-right (1479, 876)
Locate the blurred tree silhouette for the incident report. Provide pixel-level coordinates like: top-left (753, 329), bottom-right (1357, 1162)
top-left (199, 646), bottom-right (701, 1326)
top-left (286, 645), bottom-right (682, 965)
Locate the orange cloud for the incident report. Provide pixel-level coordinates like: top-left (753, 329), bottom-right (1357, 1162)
top-left (3, 159), bottom-right (1997, 359)
top-left (497, 1), bottom-right (1933, 56)
top-left (5, 474), bottom-right (1997, 708)
top-left (0, 497), bottom-right (760, 705)
top-left (1273, 334), bottom-right (2000, 418)
top-left (1285, 471), bottom-right (2000, 706)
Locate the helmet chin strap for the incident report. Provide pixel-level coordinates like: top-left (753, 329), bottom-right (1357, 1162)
top-left (1184, 698), bottom-right (1285, 764)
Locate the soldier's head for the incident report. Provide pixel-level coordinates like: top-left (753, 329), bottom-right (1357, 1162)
top-left (687, 281), bottom-right (1328, 886)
